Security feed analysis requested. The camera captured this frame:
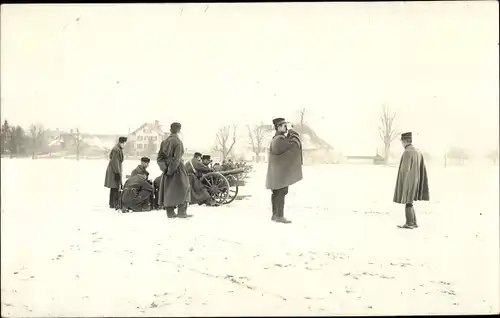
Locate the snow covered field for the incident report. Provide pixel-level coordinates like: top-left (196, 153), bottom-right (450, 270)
top-left (1, 158), bottom-right (499, 316)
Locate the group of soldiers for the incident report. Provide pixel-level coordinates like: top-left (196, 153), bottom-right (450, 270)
top-left (105, 117), bottom-right (430, 228)
top-left (105, 145), bottom-right (219, 214)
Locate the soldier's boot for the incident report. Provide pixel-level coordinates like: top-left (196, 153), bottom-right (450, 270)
top-left (177, 203), bottom-right (192, 219)
top-left (410, 207), bottom-right (418, 228)
top-left (271, 195), bottom-right (277, 221)
top-left (274, 195), bottom-right (291, 224)
top-left (398, 205), bottom-right (414, 229)
top-left (166, 207), bottom-right (177, 218)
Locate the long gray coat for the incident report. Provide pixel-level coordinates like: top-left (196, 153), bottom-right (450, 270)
top-left (185, 158), bottom-right (212, 204)
top-left (393, 145), bottom-right (430, 204)
top-left (265, 131), bottom-right (303, 190)
top-left (156, 133), bottom-right (190, 207)
top-left (104, 144), bottom-right (124, 189)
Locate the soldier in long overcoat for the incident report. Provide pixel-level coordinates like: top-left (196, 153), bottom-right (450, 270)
top-left (156, 122), bottom-right (192, 218)
top-left (121, 173), bottom-right (154, 212)
top-left (393, 132), bottom-right (430, 229)
top-left (185, 153), bottom-right (217, 206)
top-left (104, 136), bottom-right (127, 209)
top-left (265, 117), bottom-right (303, 224)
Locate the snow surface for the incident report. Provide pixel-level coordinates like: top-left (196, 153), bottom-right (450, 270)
top-left (1, 159), bottom-right (499, 316)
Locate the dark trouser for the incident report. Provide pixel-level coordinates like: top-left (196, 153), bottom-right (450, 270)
top-left (405, 203), bottom-right (417, 226)
top-left (153, 188), bottom-right (159, 209)
top-left (166, 203), bottom-right (188, 217)
top-left (109, 188), bottom-right (120, 209)
top-left (271, 186), bottom-right (289, 218)
top-left (122, 189), bottom-right (152, 212)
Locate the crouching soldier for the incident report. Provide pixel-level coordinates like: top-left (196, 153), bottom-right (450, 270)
top-left (121, 173), bottom-right (154, 212)
top-left (185, 153), bottom-right (218, 206)
top-left (131, 157), bottom-right (150, 178)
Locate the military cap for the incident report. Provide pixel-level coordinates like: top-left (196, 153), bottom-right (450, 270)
top-left (170, 122), bottom-right (182, 133)
top-left (272, 117), bottom-right (287, 126)
top-left (118, 136), bottom-right (128, 143)
top-left (140, 157), bottom-right (150, 163)
top-left (194, 152), bottom-right (202, 158)
top-left (202, 155), bottom-right (211, 161)
top-left (401, 132), bottom-right (412, 140)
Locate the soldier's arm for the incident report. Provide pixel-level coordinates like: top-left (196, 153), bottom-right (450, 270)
top-left (167, 142), bottom-right (182, 175)
top-left (270, 135), bottom-right (297, 155)
top-left (142, 180), bottom-right (154, 192)
top-left (193, 161), bottom-right (212, 173)
top-left (130, 167), bottom-right (138, 176)
top-left (157, 141), bottom-right (168, 172)
top-left (110, 148), bottom-right (121, 174)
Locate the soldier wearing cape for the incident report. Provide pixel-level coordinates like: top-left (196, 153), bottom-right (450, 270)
top-left (393, 132), bottom-right (430, 229)
top-left (265, 117), bottom-right (303, 224)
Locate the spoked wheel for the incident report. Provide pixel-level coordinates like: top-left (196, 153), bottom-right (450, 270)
top-left (224, 175), bottom-right (240, 204)
top-left (201, 172), bottom-right (229, 205)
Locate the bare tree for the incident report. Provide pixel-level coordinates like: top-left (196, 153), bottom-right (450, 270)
top-left (214, 125), bottom-right (237, 161)
top-left (299, 108), bottom-right (306, 127)
top-left (247, 122), bottom-right (266, 162)
top-left (378, 104), bottom-right (398, 165)
top-left (29, 124), bottom-right (45, 159)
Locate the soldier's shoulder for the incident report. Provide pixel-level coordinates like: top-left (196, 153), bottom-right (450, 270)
top-left (273, 134), bottom-right (286, 140)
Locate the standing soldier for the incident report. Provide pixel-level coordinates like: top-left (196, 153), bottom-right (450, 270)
top-left (104, 136), bottom-right (127, 210)
top-left (393, 132), bottom-right (430, 229)
top-left (156, 122), bottom-right (192, 218)
top-left (265, 117), bottom-right (303, 224)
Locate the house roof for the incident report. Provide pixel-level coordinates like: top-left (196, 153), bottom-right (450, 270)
top-left (131, 122), bottom-right (164, 136)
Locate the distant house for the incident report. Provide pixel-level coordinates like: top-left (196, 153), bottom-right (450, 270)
top-left (128, 121), bottom-right (168, 156)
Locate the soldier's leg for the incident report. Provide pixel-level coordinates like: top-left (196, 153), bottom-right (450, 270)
top-left (177, 203), bottom-right (193, 218)
top-left (110, 188), bottom-right (119, 209)
top-left (271, 190), bottom-right (278, 220)
top-left (399, 203), bottom-right (415, 229)
top-left (410, 206), bottom-right (418, 227)
top-left (109, 189), bottom-right (114, 208)
top-left (275, 187), bottom-right (291, 224)
top-left (166, 207), bottom-right (177, 218)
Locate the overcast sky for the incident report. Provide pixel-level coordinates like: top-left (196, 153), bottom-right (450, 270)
top-left (1, 2), bottom-right (498, 155)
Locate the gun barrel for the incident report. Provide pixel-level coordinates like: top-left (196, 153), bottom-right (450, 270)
top-left (218, 167), bottom-right (246, 175)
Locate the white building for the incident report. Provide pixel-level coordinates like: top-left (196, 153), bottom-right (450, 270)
top-left (128, 121), bottom-right (168, 156)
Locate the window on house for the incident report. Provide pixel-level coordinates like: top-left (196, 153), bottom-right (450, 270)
top-left (137, 143), bottom-right (143, 149)
top-left (152, 136), bottom-right (157, 141)
top-left (137, 136), bottom-right (143, 141)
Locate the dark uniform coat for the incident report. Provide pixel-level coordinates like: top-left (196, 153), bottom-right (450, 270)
top-left (265, 131), bottom-right (303, 190)
top-left (104, 144), bottom-right (124, 189)
top-left (156, 133), bottom-right (190, 207)
top-left (185, 158), bottom-right (212, 204)
top-left (131, 165), bottom-right (149, 179)
top-left (393, 145), bottom-right (430, 204)
top-left (121, 175), bottom-right (154, 211)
